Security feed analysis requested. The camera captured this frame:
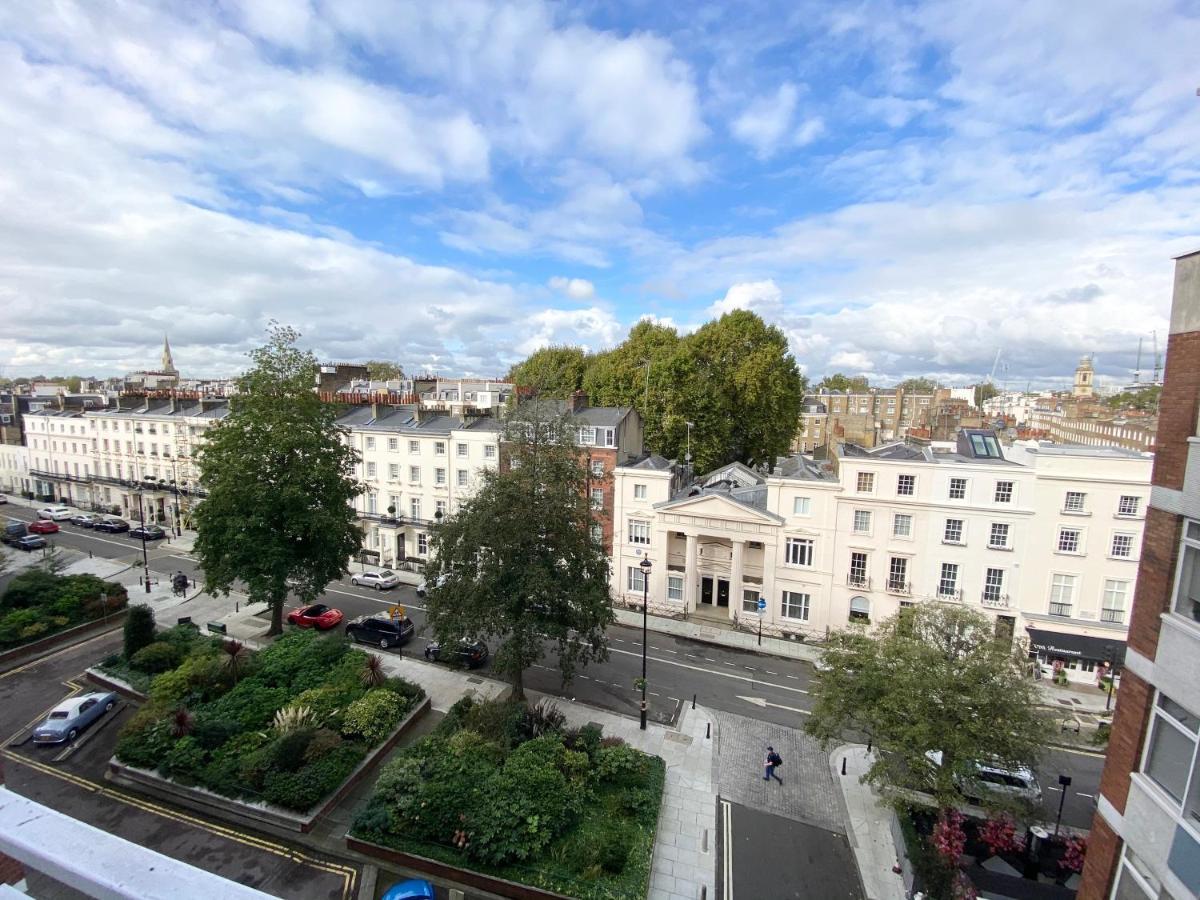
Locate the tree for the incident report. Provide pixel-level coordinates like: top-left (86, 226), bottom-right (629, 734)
top-left (193, 324), bottom-right (363, 635)
top-left (505, 346), bottom-right (589, 398)
top-left (897, 377), bottom-right (938, 393)
top-left (365, 360), bottom-right (404, 381)
top-left (423, 403), bottom-right (613, 700)
top-left (124, 604), bottom-right (156, 660)
top-left (805, 604), bottom-right (1048, 812)
top-left (817, 373), bottom-right (870, 392)
top-left (1107, 385), bottom-right (1161, 412)
top-left (974, 382), bottom-right (999, 408)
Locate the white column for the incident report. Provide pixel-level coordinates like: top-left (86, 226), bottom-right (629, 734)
top-left (684, 533), bottom-right (699, 614)
top-left (730, 539), bottom-right (744, 622)
top-left (761, 542), bottom-right (777, 627)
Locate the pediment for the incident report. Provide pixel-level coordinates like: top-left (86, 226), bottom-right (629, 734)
top-left (656, 493), bottom-right (782, 524)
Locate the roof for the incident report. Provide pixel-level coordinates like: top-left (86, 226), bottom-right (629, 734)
top-left (1022, 443), bottom-right (1149, 460)
top-left (772, 454), bottom-right (838, 482)
top-left (335, 406), bottom-right (503, 435)
top-left (626, 453), bottom-right (674, 471)
top-left (530, 399), bottom-right (633, 427)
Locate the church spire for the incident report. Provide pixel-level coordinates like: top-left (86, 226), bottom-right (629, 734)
top-left (161, 334), bottom-right (178, 375)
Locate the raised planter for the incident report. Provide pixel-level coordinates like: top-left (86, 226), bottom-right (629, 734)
top-left (346, 835), bottom-right (573, 900)
top-left (108, 695), bottom-right (431, 834)
top-left (0, 609), bottom-right (128, 672)
top-left (84, 667), bottom-right (148, 702)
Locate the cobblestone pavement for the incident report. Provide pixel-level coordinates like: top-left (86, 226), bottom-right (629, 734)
top-left (712, 709), bottom-right (844, 834)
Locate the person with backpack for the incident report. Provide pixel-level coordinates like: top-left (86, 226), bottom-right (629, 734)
top-left (764, 746), bottom-right (783, 783)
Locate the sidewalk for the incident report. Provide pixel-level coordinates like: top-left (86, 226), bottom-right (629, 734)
top-left (613, 607), bottom-right (823, 663)
top-left (832, 745), bottom-right (908, 900)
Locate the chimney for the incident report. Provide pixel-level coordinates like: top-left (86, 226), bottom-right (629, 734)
top-left (570, 390), bottom-right (588, 414)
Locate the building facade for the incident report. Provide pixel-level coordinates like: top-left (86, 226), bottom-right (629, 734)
top-left (1078, 250), bottom-right (1200, 900)
top-left (795, 388), bottom-right (936, 452)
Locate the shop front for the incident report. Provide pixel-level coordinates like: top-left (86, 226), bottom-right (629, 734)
top-left (1026, 627), bottom-right (1126, 686)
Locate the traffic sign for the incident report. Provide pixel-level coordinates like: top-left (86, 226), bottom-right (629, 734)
top-left (389, 605), bottom-right (406, 620)
top-left (756, 598), bottom-right (767, 613)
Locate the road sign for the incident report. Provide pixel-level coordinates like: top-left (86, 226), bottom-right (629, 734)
top-left (757, 598), bottom-right (766, 613)
top-left (389, 605), bottom-right (406, 620)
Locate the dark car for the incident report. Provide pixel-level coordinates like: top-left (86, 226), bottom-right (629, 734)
top-left (424, 640), bottom-right (489, 668)
top-left (93, 517), bottom-right (130, 533)
top-left (70, 513), bottom-right (99, 528)
top-left (345, 614), bottom-right (415, 650)
top-left (129, 524), bottom-right (167, 540)
top-left (2, 521), bottom-right (28, 544)
top-left (14, 535), bottom-right (48, 551)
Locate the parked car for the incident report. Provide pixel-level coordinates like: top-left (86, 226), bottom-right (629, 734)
top-left (129, 524), bottom-right (167, 541)
top-left (0, 494), bottom-right (8, 504)
top-left (2, 521), bottom-right (29, 544)
top-left (13, 535), bottom-right (47, 552)
top-left (424, 639), bottom-right (489, 668)
top-left (32, 692), bottom-right (117, 744)
top-left (925, 750), bottom-right (1043, 806)
top-left (28, 519), bottom-right (60, 535)
top-left (415, 573), bottom-right (447, 597)
top-left (350, 570), bottom-right (401, 591)
top-left (381, 880), bottom-right (436, 900)
top-left (37, 505), bottom-right (72, 521)
top-left (93, 517), bottom-right (131, 533)
top-left (345, 614), bottom-right (415, 649)
top-left (70, 513), bottom-right (99, 528)
top-left (286, 604), bottom-right (344, 630)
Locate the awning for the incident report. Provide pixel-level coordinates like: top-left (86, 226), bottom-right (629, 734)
top-left (1026, 628), bottom-right (1126, 665)
top-left (850, 596), bottom-right (871, 614)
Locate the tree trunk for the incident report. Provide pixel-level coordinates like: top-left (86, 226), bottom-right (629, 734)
top-left (512, 665), bottom-right (525, 702)
top-left (269, 595), bottom-right (284, 636)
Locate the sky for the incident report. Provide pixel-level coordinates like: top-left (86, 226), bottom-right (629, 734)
top-left (1, 0), bottom-right (1198, 391)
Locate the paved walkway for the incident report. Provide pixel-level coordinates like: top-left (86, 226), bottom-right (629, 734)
top-left (831, 745), bottom-right (908, 900)
top-left (613, 607), bottom-right (823, 663)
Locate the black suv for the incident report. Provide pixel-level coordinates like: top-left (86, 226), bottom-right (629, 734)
top-left (344, 615), bottom-right (415, 650)
top-left (94, 518), bottom-right (131, 533)
top-left (424, 640), bottom-right (489, 668)
top-left (129, 524), bottom-right (167, 540)
top-left (2, 521), bottom-right (28, 544)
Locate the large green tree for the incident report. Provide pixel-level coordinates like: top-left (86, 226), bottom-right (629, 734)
top-left (806, 604), bottom-right (1048, 812)
top-left (818, 373), bottom-right (870, 392)
top-left (897, 376), bottom-right (938, 393)
top-left (974, 382), bottom-right (999, 408)
top-left (423, 402), bottom-right (613, 700)
top-left (1107, 385), bottom-right (1161, 412)
top-left (193, 324), bottom-right (363, 635)
top-left (365, 360), bottom-right (404, 381)
top-left (505, 345), bottom-right (590, 398)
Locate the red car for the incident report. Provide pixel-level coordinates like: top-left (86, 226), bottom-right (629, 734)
top-left (28, 519), bottom-right (60, 534)
top-left (286, 604), bottom-right (344, 630)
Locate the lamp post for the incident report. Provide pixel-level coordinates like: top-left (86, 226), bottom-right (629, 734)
top-left (136, 490), bottom-right (151, 593)
top-left (639, 555), bottom-right (652, 730)
top-left (1054, 774), bottom-right (1072, 836)
top-left (1104, 643), bottom-right (1117, 712)
top-left (685, 421), bottom-right (694, 477)
top-left (169, 454), bottom-right (182, 537)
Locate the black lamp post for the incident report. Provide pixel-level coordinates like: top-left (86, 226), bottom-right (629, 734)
top-left (169, 454), bottom-right (182, 537)
top-left (1104, 643), bottom-right (1117, 711)
top-left (1054, 774), bottom-right (1072, 836)
top-left (639, 555), bottom-right (652, 730)
top-left (136, 491), bottom-right (151, 593)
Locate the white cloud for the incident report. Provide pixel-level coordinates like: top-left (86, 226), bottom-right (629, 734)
top-left (548, 276), bottom-right (596, 300)
top-left (731, 83), bottom-right (799, 158)
top-left (709, 280), bottom-right (785, 318)
top-left (515, 308), bottom-right (624, 356)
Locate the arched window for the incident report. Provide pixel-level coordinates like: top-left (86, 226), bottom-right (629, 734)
top-left (849, 595), bottom-right (871, 623)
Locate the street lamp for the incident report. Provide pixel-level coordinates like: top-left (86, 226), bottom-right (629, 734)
top-left (136, 490), bottom-right (151, 593)
top-left (639, 555), bottom-right (652, 730)
top-left (1104, 643), bottom-right (1117, 712)
top-left (169, 454), bottom-right (182, 537)
top-left (1053, 774), bottom-right (1072, 836)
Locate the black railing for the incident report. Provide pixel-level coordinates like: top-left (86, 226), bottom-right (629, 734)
top-left (846, 572), bottom-right (870, 589)
top-left (885, 580), bottom-right (911, 595)
top-left (29, 469), bottom-right (92, 485)
top-left (980, 592), bottom-right (1010, 608)
top-left (936, 587), bottom-right (963, 602)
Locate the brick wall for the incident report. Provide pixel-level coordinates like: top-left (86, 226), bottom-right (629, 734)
top-left (1151, 330), bottom-right (1200, 490)
top-left (1126, 506), bottom-right (1182, 659)
top-left (587, 447), bottom-right (618, 555)
top-left (1077, 812), bottom-right (1121, 900)
top-left (1097, 669), bottom-right (1154, 814)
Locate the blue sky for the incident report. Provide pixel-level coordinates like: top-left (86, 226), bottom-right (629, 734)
top-left (1, 0), bottom-right (1198, 390)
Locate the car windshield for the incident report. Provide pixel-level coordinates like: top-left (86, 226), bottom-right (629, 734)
top-left (49, 711), bottom-right (69, 719)
top-left (379, 570), bottom-right (395, 577)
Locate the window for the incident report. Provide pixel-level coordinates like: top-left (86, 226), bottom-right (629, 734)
top-left (781, 590), bottom-right (810, 620)
top-left (629, 520), bottom-right (651, 545)
top-left (853, 510), bottom-right (872, 533)
top-left (983, 568), bottom-right (1004, 604)
top-left (742, 588), bottom-right (761, 613)
top-left (435, 500), bottom-right (447, 518)
top-left (578, 427), bottom-right (595, 445)
top-left (456, 443), bottom-right (468, 458)
top-left (994, 481), bottom-right (1014, 503)
top-left (634, 484), bottom-right (647, 499)
top-left (1064, 491), bottom-right (1086, 513)
top-left (590, 524), bottom-right (603, 544)
top-left (409, 465), bottom-right (420, 483)
top-left (988, 522), bottom-right (1010, 549)
top-left (888, 557), bottom-right (908, 592)
top-left (389, 463), bottom-right (399, 479)
top-left (596, 427), bottom-right (616, 448)
top-left (366, 462), bottom-right (377, 477)
top-left (893, 513), bottom-right (912, 537)
top-left (1049, 574), bottom-right (1076, 616)
top-left (897, 474), bottom-right (915, 496)
top-left (948, 477), bottom-right (967, 500)
top-left (365, 437), bottom-right (375, 450)
top-left (590, 459), bottom-right (605, 478)
top-left (848, 551), bottom-right (868, 587)
top-left (1143, 693), bottom-right (1200, 810)
top-left (435, 467), bottom-right (446, 485)
top-left (1102, 580), bottom-right (1128, 623)
top-left (938, 563), bottom-right (959, 598)
top-left (785, 538), bottom-right (814, 566)
top-left (1177, 520), bottom-right (1200, 622)
top-left (417, 532), bottom-right (428, 554)
top-left (591, 488), bottom-right (604, 509)
top-left (856, 472), bottom-right (874, 493)
top-left (409, 440), bottom-right (420, 453)
top-left (1117, 495), bottom-right (1140, 517)
top-left (628, 566), bottom-right (647, 594)
top-left (668, 576), bottom-right (684, 602)
top-left (454, 469), bottom-right (467, 487)
top-left (793, 496), bottom-right (811, 516)
top-left (435, 442), bottom-right (446, 455)
top-left (410, 498), bottom-right (421, 519)
top-left (387, 438), bottom-right (398, 451)
top-left (943, 518), bottom-right (964, 544)
top-left (1111, 533), bottom-right (1136, 558)
top-left (1057, 527), bottom-right (1081, 553)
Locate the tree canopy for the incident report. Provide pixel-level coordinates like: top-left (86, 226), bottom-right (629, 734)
top-left (805, 604), bottom-right (1048, 813)
top-left (897, 377), bottom-right (939, 393)
top-left (505, 345), bottom-right (590, 398)
top-left (193, 324), bottom-right (364, 635)
top-left (1106, 385), bottom-right (1161, 412)
top-left (424, 402), bottom-right (613, 700)
top-left (817, 373), bottom-right (870, 392)
top-left (974, 382), bottom-right (999, 408)
top-left (364, 360), bottom-right (404, 381)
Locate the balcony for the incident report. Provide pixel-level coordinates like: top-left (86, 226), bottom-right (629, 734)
top-left (980, 592), bottom-right (1010, 609)
top-left (846, 572), bottom-right (870, 589)
top-left (885, 580), bottom-right (911, 596)
top-left (1100, 609), bottom-right (1125, 624)
top-left (1048, 602), bottom-right (1073, 618)
top-left (936, 588), bottom-right (963, 602)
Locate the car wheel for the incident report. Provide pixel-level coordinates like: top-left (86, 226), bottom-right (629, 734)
top-left (379, 638), bottom-right (390, 649)
top-left (375, 583), bottom-right (383, 591)
top-left (67, 728), bottom-right (78, 742)
top-left (104, 700), bottom-right (114, 712)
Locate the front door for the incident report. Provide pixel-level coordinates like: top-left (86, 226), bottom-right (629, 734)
top-left (716, 579), bottom-right (730, 607)
top-left (700, 576), bottom-right (714, 606)
top-left (395, 534), bottom-right (406, 562)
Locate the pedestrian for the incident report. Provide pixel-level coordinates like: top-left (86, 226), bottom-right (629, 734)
top-left (764, 746), bottom-right (783, 783)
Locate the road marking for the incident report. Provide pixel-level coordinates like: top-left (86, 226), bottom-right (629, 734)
top-left (704, 657), bottom-right (716, 662)
top-left (655, 648), bottom-right (678, 654)
top-left (606, 646), bottom-right (809, 695)
top-left (721, 799), bottom-right (733, 900)
top-left (743, 666), bottom-right (755, 672)
top-left (765, 670), bottom-right (778, 675)
top-left (1077, 792), bottom-right (1095, 799)
top-left (736, 695), bottom-right (810, 715)
top-left (649, 692), bottom-right (660, 697)
top-left (785, 675), bottom-right (799, 680)
top-left (1050, 745), bottom-right (1107, 759)
top-left (0, 630), bottom-right (121, 681)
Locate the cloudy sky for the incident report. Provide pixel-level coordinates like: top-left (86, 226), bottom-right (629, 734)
top-left (1, 1), bottom-right (1197, 389)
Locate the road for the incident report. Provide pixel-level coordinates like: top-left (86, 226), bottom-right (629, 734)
top-left (4, 506), bottom-right (1107, 830)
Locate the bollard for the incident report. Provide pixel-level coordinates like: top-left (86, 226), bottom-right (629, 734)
top-left (841, 757), bottom-right (847, 776)
top-left (705, 722), bottom-right (711, 739)
top-left (867, 740), bottom-right (872, 753)
top-left (692, 693), bottom-right (697, 710)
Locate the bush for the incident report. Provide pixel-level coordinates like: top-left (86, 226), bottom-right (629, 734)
top-left (304, 728), bottom-right (344, 763)
top-left (0, 569), bottom-right (61, 610)
top-left (435, 695), bottom-right (477, 737)
top-left (206, 680), bottom-right (290, 729)
top-left (130, 640), bottom-right (184, 673)
top-left (124, 605), bottom-right (156, 659)
top-left (594, 744), bottom-right (648, 786)
top-left (269, 728), bottom-right (316, 773)
top-left (190, 715), bottom-right (242, 751)
top-left (160, 736), bottom-right (206, 778)
top-left (0, 609), bottom-right (44, 646)
top-left (463, 698), bottom-right (526, 748)
top-left (593, 823), bottom-right (636, 873)
top-left (522, 699), bottom-right (567, 739)
top-left (564, 723), bottom-right (602, 761)
top-left (341, 689), bottom-right (406, 742)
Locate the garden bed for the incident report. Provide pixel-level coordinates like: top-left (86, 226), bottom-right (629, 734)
top-left (108, 628), bottom-right (427, 826)
top-left (0, 569), bottom-right (128, 656)
top-left (350, 696), bottom-right (666, 900)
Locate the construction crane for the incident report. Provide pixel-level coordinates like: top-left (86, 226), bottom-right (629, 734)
top-left (987, 348), bottom-right (1003, 384)
top-left (1152, 330), bottom-right (1162, 384)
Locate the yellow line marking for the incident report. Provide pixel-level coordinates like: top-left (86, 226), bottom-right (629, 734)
top-left (0, 629), bottom-right (121, 680)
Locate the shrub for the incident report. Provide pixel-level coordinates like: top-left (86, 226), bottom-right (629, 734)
top-left (124, 605), bottom-right (156, 659)
top-left (382, 677), bottom-right (425, 705)
top-left (160, 735), bottom-right (206, 778)
top-left (205, 680), bottom-right (290, 729)
top-left (0, 609), bottom-right (44, 645)
top-left (273, 705), bottom-right (319, 734)
top-left (116, 717), bottom-right (172, 769)
top-left (435, 695), bottom-right (477, 737)
top-left (263, 744), bottom-right (363, 811)
top-left (341, 689), bottom-right (406, 742)
top-left (564, 723), bottom-right (603, 760)
top-left (304, 728), bottom-right (344, 763)
top-left (19, 621), bottom-right (49, 641)
top-left (269, 728), bottom-right (316, 773)
top-left (522, 699), bottom-right (567, 739)
top-left (593, 823), bottom-right (636, 874)
top-left (463, 698), bottom-right (526, 748)
top-left (130, 641), bottom-right (184, 673)
top-left (190, 715), bottom-right (242, 751)
top-left (0, 569), bottom-right (61, 610)
top-left (594, 743), bottom-right (649, 786)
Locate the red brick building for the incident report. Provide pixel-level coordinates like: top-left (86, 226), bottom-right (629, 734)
top-left (1078, 249), bottom-right (1200, 900)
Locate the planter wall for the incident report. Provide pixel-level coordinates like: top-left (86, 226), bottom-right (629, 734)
top-left (84, 668), bottom-right (149, 703)
top-left (0, 610), bottom-right (128, 672)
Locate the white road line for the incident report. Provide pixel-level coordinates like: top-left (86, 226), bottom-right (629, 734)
top-left (704, 657), bottom-right (717, 662)
top-left (722, 799), bottom-right (733, 900)
top-left (649, 692), bottom-right (660, 697)
top-left (1077, 792), bottom-right (1095, 799)
top-left (743, 667), bottom-right (755, 672)
top-left (605, 646), bottom-right (809, 695)
top-left (786, 675), bottom-right (799, 680)
top-left (654, 648), bottom-right (678, 654)
top-left (765, 670), bottom-right (778, 676)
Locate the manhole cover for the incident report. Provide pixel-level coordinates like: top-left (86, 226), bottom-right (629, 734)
top-left (467, 677), bottom-right (483, 684)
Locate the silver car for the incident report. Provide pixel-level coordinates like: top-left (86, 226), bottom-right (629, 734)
top-left (33, 692), bottom-right (117, 744)
top-left (925, 750), bottom-right (1043, 806)
top-left (352, 570), bottom-right (401, 590)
